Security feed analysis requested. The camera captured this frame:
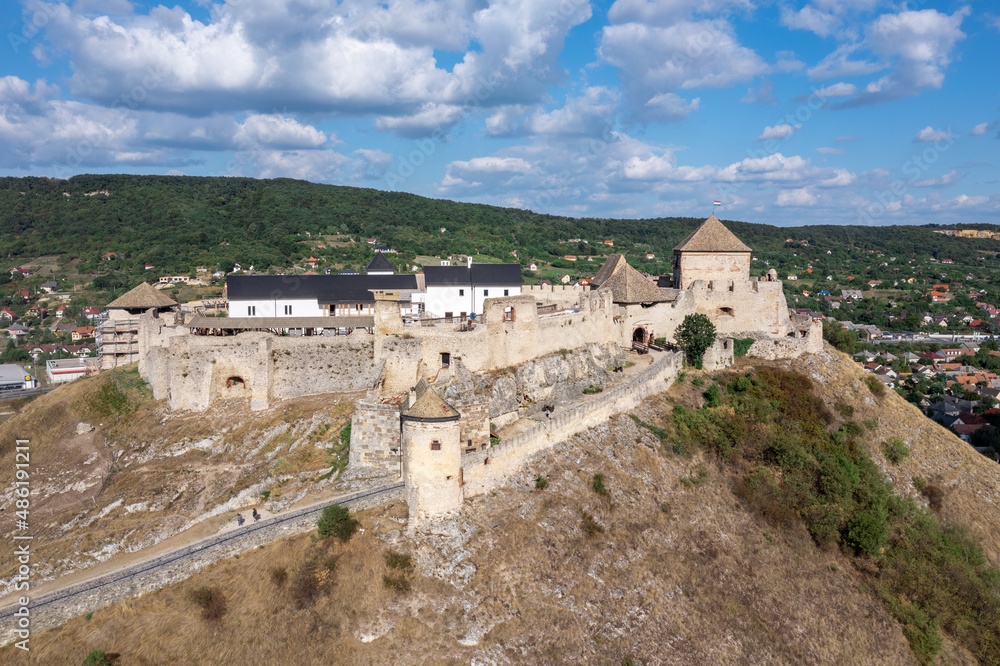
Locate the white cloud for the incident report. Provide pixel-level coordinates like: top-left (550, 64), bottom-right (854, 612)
top-left (26, 0), bottom-right (591, 130)
top-left (913, 126), bottom-right (957, 142)
top-left (234, 115), bottom-right (327, 150)
top-left (374, 103), bottom-right (465, 138)
top-left (352, 149), bottom-right (393, 181)
top-left (527, 88), bottom-right (619, 137)
top-left (716, 153), bottom-right (812, 182)
top-left (820, 168), bottom-right (856, 186)
top-left (970, 122), bottom-right (990, 136)
top-left (643, 93), bottom-right (700, 122)
top-left (911, 169), bottom-right (961, 188)
top-left (599, 18), bottom-right (767, 120)
top-left (808, 43), bottom-right (883, 80)
top-left (757, 123), bottom-right (801, 140)
top-left (814, 82), bottom-right (857, 98)
top-left (741, 78), bottom-right (778, 105)
top-left (776, 188), bottom-right (818, 206)
top-left (237, 149), bottom-right (349, 182)
top-left (816, 147), bottom-right (846, 155)
top-left (607, 0), bottom-right (754, 24)
top-left (781, 5), bottom-right (842, 38)
top-left (839, 7), bottom-right (970, 107)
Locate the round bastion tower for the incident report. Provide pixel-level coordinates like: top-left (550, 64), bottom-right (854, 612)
top-left (401, 380), bottom-right (463, 528)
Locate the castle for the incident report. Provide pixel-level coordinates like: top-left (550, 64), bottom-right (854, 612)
top-left (130, 216), bottom-right (820, 526)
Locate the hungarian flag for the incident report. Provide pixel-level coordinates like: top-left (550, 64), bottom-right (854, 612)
top-left (713, 200), bottom-right (722, 206)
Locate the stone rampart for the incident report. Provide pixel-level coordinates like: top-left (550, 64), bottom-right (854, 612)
top-left (523, 283), bottom-right (588, 307)
top-left (461, 352), bottom-right (682, 497)
top-left (349, 400), bottom-right (402, 471)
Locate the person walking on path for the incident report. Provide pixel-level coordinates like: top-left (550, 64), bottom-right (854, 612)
top-left (236, 513), bottom-right (245, 526)
top-left (252, 508), bottom-right (260, 522)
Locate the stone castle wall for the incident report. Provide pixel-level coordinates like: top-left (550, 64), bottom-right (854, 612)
top-left (523, 283), bottom-right (588, 307)
top-left (349, 400), bottom-right (401, 471)
top-left (675, 252), bottom-right (750, 289)
top-left (461, 351), bottom-right (683, 498)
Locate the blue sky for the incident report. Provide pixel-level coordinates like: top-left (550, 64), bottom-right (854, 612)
top-left (1, 0), bottom-right (998, 226)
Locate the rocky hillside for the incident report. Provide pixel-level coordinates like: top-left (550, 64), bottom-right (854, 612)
top-left (6, 347), bottom-right (999, 665)
top-left (0, 368), bottom-right (365, 598)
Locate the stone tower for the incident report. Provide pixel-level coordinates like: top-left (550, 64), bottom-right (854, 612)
top-left (401, 380), bottom-right (463, 528)
top-left (672, 215), bottom-right (752, 289)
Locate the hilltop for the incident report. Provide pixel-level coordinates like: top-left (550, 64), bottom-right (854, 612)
top-left (5, 347), bottom-right (998, 665)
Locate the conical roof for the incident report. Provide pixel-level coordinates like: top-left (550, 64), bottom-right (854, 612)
top-left (402, 380), bottom-right (460, 421)
top-left (106, 282), bottom-right (178, 309)
top-left (591, 254), bottom-right (671, 304)
top-left (673, 215), bottom-right (751, 253)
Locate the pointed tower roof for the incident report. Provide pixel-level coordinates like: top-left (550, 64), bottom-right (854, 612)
top-left (365, 252), bottom-right (395, 273)
top-left (402, 380), bottom-right (460, 422)
top-left (673, 215), bottom-right (751, 253)
top-left (106, 282), bottom-right (178, 310)
top-left (591, 254), bottom-right (671, 304)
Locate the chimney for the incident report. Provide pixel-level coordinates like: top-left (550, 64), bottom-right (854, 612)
top-left (467, 256), bottom-right (473, 269)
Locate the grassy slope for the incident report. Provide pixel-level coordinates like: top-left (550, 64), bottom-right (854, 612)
top-left (7, 348), bottom-right (998, 664)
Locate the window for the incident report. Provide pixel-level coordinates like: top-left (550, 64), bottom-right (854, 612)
top-left (459, 289), bottom-right (464, 296)
top-left (483, 289), bottom-right (489, 296)
top-left (504, 289), bottom-right (509, 296)
top-left (247, 306), bottom-right (256, 316)
top-left (430, 440), bottom-right (441, 451)
top-left (460, 312), bottom-right (466, 319)
top-left (444, 312), bottom-right (453, 320)
top-left (441, 352), bottom-right (450, 367)
top-left (284, 305), bottom-right (292, 315)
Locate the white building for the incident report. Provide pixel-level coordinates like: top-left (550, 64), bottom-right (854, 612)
top-left (0, 364), bottom-right (37, 391)
top-left (417, 259), bottom-right (522, 319)
top-left (46, 357), bottom-right (100, 384)
top-left (226, 274), bottom-right (421, 320)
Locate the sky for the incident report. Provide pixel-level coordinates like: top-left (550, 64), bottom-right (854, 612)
top-left (1, 0), bottom-right (998, 227)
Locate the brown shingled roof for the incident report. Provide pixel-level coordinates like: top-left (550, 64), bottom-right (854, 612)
top-left (591, 254), bottom-right (671, 304)
top-left (402, 380), bottom-right (460, 421)
top-left (106, 282), bottom-right (178, 309)
top-left (673, 215), bottom-right (752, 253)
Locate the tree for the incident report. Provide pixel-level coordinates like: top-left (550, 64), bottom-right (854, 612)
top-left (674, 313), bottom-right (716, 369)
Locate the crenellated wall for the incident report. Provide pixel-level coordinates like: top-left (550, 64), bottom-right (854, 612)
top-left (461, 351), bottom-right (683, 498)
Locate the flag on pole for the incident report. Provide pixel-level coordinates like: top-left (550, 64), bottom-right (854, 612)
top-left (713, 200), bottom-right (721, 206)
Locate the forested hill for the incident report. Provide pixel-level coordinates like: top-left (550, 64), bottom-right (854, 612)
top-left (2, 174), bottom-right (999, 279)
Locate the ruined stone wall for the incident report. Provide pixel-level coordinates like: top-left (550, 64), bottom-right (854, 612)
top-left (523, 283), bottom-right (588, 307)
top-left (675, 252), bottom-right (750, 289)
top-left (349, 400), bottom-right (401, 472)
top-left (745, 319), bottom-right (823, 359)
top-left (142, 328), bottom-right (377, 412)
top-left (702, 338), bottom-right (736, 371)
top-left (461, 351), bottom-right (682, 497)
top-left (454, 401), bottom-right (490, 450)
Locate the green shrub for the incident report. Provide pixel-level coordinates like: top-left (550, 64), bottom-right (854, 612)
top-left (703, 384), bottom-right (721, 408)
top-left (883, 437), bottom-right (909, 465)
top-left (385, 550), bottom-right (413, 571)
top-left (383, 574), bottom-right (411, 592)
top-left (691, 377), bottom-right (704, 387)
top-left (534, 474), bottom-right (549, 490)
top-left (582, 384), bottom-right (603, 394)
top-left (82, 650), bottom-right (117, 666)
top-left (592, 473), bottom-right (609, 496)
top-left (863, 418), bottom-right (878, 431)
top-left (845, 506), bottom-right (890, 556)
top-left (316, 504), bottom-right (359, 542)
top-left (834, 402), bottom-right (855, 417)
top-left (733, 337), bottom-right (755, 357)
top-left (912, 475), bottom-right (927, 492)
top-left (840, 420), bottom-right (864, 438)
top-left (339, 422), bottom-right (351, 447)
top-left (188, 586), bottom-right (227, 621)
top-left (863, 374), bottom-right (886, 397)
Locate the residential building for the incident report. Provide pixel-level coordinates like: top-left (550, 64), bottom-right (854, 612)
top-left (419, 259), bottom-right (522, 318)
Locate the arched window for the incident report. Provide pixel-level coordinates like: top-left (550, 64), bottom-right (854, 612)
top-left (226, 376), bottom-right (245, 388)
